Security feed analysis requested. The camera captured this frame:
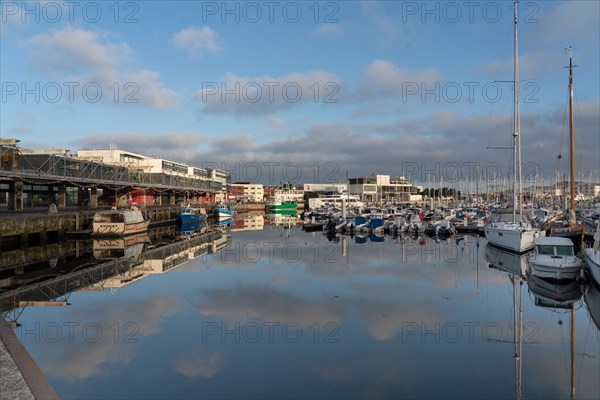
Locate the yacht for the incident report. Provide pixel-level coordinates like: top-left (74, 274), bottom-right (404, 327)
top-left (527, 237), bottom-right (583, 280)
top-left (483, 0), bottom-right (542, 253)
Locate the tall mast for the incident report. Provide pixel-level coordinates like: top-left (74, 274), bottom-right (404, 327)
top-left (567, 48), bottom-right (576, 226)
top-left (512, 0), bottom-right (520, 223)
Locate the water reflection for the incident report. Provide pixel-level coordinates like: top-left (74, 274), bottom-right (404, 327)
top-left (1, 226), bottom-right (230, 316)
top-left (527, 275), bottom-right (583, 309)
top-left (1, 218), bottom-right (598, 399)
top-left (585, 279), bottom-right (600, 331)
top-left (485, 244), bottom-right (527, 277)
top-left (93, 233), bottom-right (151, 260)
top-left (176, 222), bottom-right (207, 238)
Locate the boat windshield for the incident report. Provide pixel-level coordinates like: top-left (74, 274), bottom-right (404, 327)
top-left (537, 244), bottom-right (574, 256)
top-left (555, 245), bottom-right (574, 256)
top-left (536, 245), bottom-right (555, 255)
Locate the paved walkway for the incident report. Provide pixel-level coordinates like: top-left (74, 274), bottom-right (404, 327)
top-left (0, 318), bottom-right (58, 399)
top-left (0, 338), bottom-right (34, 400)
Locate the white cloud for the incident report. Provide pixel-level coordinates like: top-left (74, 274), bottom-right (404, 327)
top-left (173, 26), bottom-right (221, 58)
top-left (353, 60), bottom-right (443, 100)
top-left (29, 27), bottom-right (126, 80)
top-left (194, 70), bottom-right (342, 116)
top-left (72, 131), bottom-right (206, 163)
top-left (27, 27), bottom-right (177, 109)
top-left (475, 51), bottom-right (565, 78)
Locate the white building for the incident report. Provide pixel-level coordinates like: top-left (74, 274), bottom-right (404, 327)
top-left (348, 174), bottom-right (421, 203)
top-left (303, 183), bottom-right (348, 193)
top-left (231, 182), bottom-right (264, 202)
top-left (76, 146), bottom-right (229, 191)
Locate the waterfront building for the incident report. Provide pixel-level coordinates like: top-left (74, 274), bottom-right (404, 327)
top-left (230, 182), bottom-right (264, 202)
top-left (272, 187), bottom-right (304, 204)
top-left (0, 139), bottom-right (230, 210)
top-left (348, 174), bottom-right (421, 203)
top-left (263, 185), bottom-right (304, 204)
top-left (303, 183), bottom-right (348, 193)
top-left (76, 146), bottom-right (231, 196)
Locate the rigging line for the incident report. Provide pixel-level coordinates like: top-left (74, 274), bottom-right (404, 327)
top-left (485, 14), bottom-right (514, 151)
top-left (557, 85), bottom-right (569, 174)
top-left (574, 94), bottom-right (591, 173)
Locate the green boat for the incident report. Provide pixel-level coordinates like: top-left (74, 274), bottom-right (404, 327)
top-left (267, 200), bottom-right (297, 211)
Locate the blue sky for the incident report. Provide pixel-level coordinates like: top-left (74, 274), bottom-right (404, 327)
top-left (1, 0), bottom-right (599, 186)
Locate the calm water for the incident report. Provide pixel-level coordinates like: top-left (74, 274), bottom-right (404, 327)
top-left (2, 216), bottom-right (599, 399)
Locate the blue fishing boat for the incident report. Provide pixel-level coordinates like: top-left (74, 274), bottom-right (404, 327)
top-left (214, 204), bottom-right (234, 218)
top-left (178, 206), bottom-right (207, 224)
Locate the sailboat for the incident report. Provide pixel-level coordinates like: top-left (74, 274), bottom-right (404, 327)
top-left (545, 48), bottom-right (585, 241)
top-left (484, 0), bottom-right (542, 253)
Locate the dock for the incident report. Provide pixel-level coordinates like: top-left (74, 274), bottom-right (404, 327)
top-left (1, 316), bottom-right (59, 399)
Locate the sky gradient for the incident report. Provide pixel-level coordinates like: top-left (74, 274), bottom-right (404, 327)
top-left (1, 0), bottom-right (599, 186)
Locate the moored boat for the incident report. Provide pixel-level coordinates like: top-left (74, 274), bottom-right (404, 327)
top-left (267, 200), bottom-right (297, 211)
top-left (483, 2), bottom-right (542, 253)
top-left (178, 205), bottom-right (207, 224)
top-left (92, 207), bottom-right (150, 237)
top-left (485, 210), bottom-right (541, 253)
top-left (527, 236), bottom-right (583, 280)
top-left (214, 204), bottom-right (234, 218)
top-left (583, 221), bottom-right (600, 285)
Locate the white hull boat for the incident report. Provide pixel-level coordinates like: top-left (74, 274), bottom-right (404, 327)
top-left (92, 208), bottom-right (150, 237)
top-left (583, 222), bottom-right (600, 285)
top-left (527, 237), bottom-right (583, 280)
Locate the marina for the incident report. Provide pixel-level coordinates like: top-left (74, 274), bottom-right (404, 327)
top-left (1, 214), bottom-right (599, 399)
top-left (1, 143), bottom-right (599, 399)
top-left (1, 0), bottom-right (599, 398)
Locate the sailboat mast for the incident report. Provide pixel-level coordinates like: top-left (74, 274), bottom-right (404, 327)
top-left (568, 49), bottom-right (576, 224)
top-left (512, 0), bottom-right (520, 223)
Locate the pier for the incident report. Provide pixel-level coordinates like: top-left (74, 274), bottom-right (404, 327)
top-left (1, 140), bottom-right (228, 211)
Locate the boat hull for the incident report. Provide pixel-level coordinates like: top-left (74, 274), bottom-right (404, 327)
top-left (179, 214), bottom-right (206, 224)
top-left (268, 203), bottom-right (297, 211)
top-left (528, 259), bottom-right (583, 280)
top-left (92, 220), bottom-right (150, 237)
top-left (484, 224), bottom-right (539, 253)
top-left (584, 249), bottom-right (600, 285)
